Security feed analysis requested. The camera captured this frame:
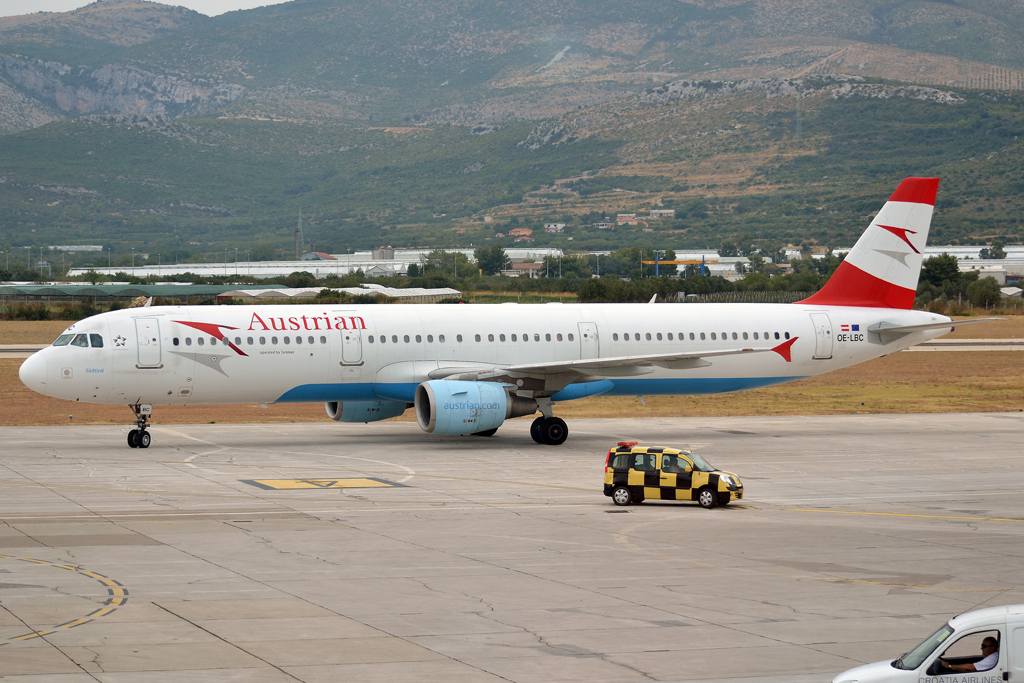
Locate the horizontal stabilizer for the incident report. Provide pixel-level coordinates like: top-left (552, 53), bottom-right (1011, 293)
top-left (869, 318), bottom-right (1004, 336)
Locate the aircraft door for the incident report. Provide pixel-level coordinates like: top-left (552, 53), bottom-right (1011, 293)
top-left (578, 322), bottom-right (599, 360)
top-left (809, 313), bottom-right (833, 360)
top-left (135, 318), bottom-right (162, 368)
top-left (341, 327), bottom-right (363, 365)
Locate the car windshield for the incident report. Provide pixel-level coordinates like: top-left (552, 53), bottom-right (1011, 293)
top-left (893, 623), bottom-right (954, 670)
top-left (688, 452), bottom-right (716, 472)
top-left (52, 334), bottom-right (74, 346)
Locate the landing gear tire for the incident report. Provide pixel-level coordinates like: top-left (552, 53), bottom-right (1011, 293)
top-left (127, 404), bottom-right (153, 449)
top-left (472, 428), bottom-right (498, 437)
top-left (137, 431), bottom-right (151, 448)
top-left (612, 486), bottom-right (633, 506)
top-left (539, 417), bottom-right (568, 445)
top-left (530, 416), bottom-right (545, 444)
top-left (697, 487), bottom-right (718, 509)
top-left (127, 429), bottom-right (139, 448)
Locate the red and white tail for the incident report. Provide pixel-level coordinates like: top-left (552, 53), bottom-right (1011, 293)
top-left (799, 177), bottom-right (939, 309)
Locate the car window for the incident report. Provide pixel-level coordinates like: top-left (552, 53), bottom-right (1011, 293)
top-left (632, 453), bottom-right (657, 472)
top-left (610, 454), bottom-right (629, 469)
top-left (941, 629), bottom-right (1000, 666)
top-left (661, 454), bottom-right (689, 473)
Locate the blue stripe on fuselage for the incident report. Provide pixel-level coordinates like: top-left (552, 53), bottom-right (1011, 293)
top-left (273, 376), bottom-right (805, 404)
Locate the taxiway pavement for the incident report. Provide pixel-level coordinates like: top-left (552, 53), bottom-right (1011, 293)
top-left (1, 413), bottom-right (1022, 682)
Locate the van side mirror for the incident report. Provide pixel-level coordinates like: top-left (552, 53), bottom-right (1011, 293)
top-left (684, 465), bottom-right (693, 474)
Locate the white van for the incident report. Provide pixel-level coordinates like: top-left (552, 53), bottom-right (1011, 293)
top-left (833, 604), bottom-right (1024, 683)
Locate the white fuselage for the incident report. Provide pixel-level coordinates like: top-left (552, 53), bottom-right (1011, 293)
top-left (20, 302), bottom-right (952, 407)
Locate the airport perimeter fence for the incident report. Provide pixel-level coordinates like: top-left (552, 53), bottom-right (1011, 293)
top-left (677, 291), bottom-right (814, 303)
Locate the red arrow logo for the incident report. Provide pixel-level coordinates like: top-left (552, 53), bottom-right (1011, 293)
top-left (877, 225), bottom-right (920, 254)
top-left (173, 320), bottom-right (248, 356)
top-left (772, 337), bottom-right (797, 362)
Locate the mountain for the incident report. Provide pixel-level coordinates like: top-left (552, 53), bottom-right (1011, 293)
top-left (0, 0), bottom-right (1022, 263)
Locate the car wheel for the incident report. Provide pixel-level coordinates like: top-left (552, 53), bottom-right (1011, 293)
top-left (697, 487), bottom-right (718, 509)
top-left (612, 486), bottom-right (633, 506)
top-left (530, 416), bottom-right (545, 444)
top-left (137, 431), bottom-right (151, 448)
top-left (127, 429), bottom-right (139, 448)
top-left (472, 428), bottom-right (498, 437)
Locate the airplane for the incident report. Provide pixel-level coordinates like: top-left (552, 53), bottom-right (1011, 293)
top-left (18, 177), bottom-right (1000, 448)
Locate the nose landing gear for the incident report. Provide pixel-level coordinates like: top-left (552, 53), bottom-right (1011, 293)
top-left (127, 403), bottom-right (152, 449)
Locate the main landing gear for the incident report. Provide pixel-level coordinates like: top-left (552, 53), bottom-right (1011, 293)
top-left (127, 403), bottom-right (152, 449)
top-left (530, 416), bottom-right (568, 445)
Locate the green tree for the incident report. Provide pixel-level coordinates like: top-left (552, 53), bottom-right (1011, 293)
top-left (921, 254), bottom-right (961, 288)
top-left (967, 277), bottom-right (1001, 308)
top-left (250, 244), bottom-right (276, 261)
top-left (474, 245), bottom-right (506, 276)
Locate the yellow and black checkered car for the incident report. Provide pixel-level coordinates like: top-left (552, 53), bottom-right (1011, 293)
top-left (603, 442), bottom-right (742, 508)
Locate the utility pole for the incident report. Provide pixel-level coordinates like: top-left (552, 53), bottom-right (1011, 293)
top-left (131, 247), bottom-right (135, 275)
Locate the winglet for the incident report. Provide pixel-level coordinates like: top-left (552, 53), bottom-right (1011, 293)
top-left (648, 294), bottom-right (657, 303)
top-left (772, 337), bottom-right (797, 362)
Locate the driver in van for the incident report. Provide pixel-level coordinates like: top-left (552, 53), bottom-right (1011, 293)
top-left (939, 636), bottom-right (998, 673)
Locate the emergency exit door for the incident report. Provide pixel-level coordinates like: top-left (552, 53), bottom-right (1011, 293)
top-left (809, 313), bottom-right (833, 360)
top-left (578, 322), bottom-right (600, 359)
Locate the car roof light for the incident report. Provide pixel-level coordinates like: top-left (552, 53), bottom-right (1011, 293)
top-left (617, 441), bottom-right (638, 447)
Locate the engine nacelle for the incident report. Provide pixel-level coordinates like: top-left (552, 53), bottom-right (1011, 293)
top-left (414, 380), bottom-right (536, 435)
top-left (325, 400), bottom-right (409, 423)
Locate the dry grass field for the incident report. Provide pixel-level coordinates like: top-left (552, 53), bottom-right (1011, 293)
top-left (1, 316), bottom-right (1021, 426)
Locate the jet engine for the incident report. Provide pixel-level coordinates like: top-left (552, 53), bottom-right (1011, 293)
top-left (414, 380), bottom-right (537, 435)
top-left (325, 400), bottom-right (410, 423)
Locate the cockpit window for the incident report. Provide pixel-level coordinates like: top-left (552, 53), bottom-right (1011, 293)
top-left (70, 334), bottom-right (89, 348)
top-left (53, 334), bottom-right (74, 346)
top-left (89, 334), bottom-right (104, 348)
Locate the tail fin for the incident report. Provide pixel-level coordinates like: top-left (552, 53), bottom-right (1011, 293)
top-left (798, 177), bottom-right (939, 309)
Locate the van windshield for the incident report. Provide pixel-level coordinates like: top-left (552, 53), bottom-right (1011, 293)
top-left (688, 453), bottom-right (716, 472)
top-left (893, 624), bottom-right (954, 670)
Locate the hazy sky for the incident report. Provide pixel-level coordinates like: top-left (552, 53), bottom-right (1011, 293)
top-left (0, 0), bottom-right (284, 18)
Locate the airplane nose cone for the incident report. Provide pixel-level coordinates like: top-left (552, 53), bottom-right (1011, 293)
top-left (19, 352), bottom-right (47, 392)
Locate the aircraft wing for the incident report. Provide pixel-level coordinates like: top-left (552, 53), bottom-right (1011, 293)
top-left (501, 346), bottom-right (774, 374)
top-left (869, 317), bottom-right (1004, 336)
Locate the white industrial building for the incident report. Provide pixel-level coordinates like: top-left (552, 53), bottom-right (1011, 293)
top-left (68, 247), bottom-right (564, 280)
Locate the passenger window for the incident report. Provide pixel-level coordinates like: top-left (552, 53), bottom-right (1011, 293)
top-left (646, 333), bottom-right (652, 341)
top-left (710, 333), bottom-right (716, 340)
top-left (308, 336), bottom-right (315, 344)
top-left (722, 332), bottom-right (727, 339)
top-left (52, 334), bottom-right (74, 346)
top-left (753, 332), bottom-right (758, 340)
top-left (198, 337), bottom-right (205, 346)
top-left (511, 334), bottom-right (517, 342)
top-left (774, 332), bottom-right (780, 340)
top-left (405, 335), bottom-right (411, 343)
top-left (284, 336), bottom-right (290, 344)
top-left (534, 334), bottom-right (540, 341)
top-left (623, 333), bottom-right (629, 341)
top-left (613, 333), bottom-right (619, 341)
top-left (71, 334), bottom-right (89, 347)
top-left (610, 454), bottom-right (629, 469)
top-left (632, 453), bottom-right (657, 471)
top-left (320, 336), bottom-right (327, 344)
top-left (457, 334), bottom-right (462, 342)
top-left (211, 337), bottom-right (218, 346)
top-left (699, 332), bottom-right (705, 340)
top-left (259, 337), bottom-right (265, 345)
top-left (568, 333), bottom-right (574, 341)
top-left (232, 337), bottom-right (240, 345)
top-left (935, 630), bottom-right (1000, 674)
top-left (368, 335), bottom-right (375, 343)
top-left (247, 337), bottom-right (254, 345)
top-left (732, 332), bottom-right (738, 340)
top-left (173, 337), bottom-right (180, 347)
top-left (690, 332), bottom-right (695, 340)
top-left (657, 333), bottom-right (662, 340)
top-left (785, 332), bottom-right (790, 339)
top-left (667, 333), bottom-right (673, 340)
top-left (522, 333), bottom-right (528, 342)
top-left (186, 337), bottom-right (193, 346)
top-left (272, 336), bottom-right (279, 344)
top-left (392, 335), bottom-right (398, 343)
top-left (416, 335), bottom-right (422, 343)
top-left (742, 332), bottom-right (748, 340)
top-left (439, 335), bottom-right (445, 343)
top-left (499, 334), bottom-right (505, 342)
top-left (557, 333), bottom-right (562, 341)
top-left (427, 335), bottom-right (434, 343)
top-left (488, 334), bottom-right (494, 342)
top-left (545, 333), bottom-right (551, 341)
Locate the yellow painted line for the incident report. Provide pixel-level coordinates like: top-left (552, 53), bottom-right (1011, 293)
top-left (14, 630), bottom-right (55, 640)
top-left (245, 478), bottom-right (397, 490)
top-left (57, 619), bottom-right (92, 629)
top-left (785, 509), bottom-right (1024, 523)
top-left (0, 555), bottom-right (128, 646)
